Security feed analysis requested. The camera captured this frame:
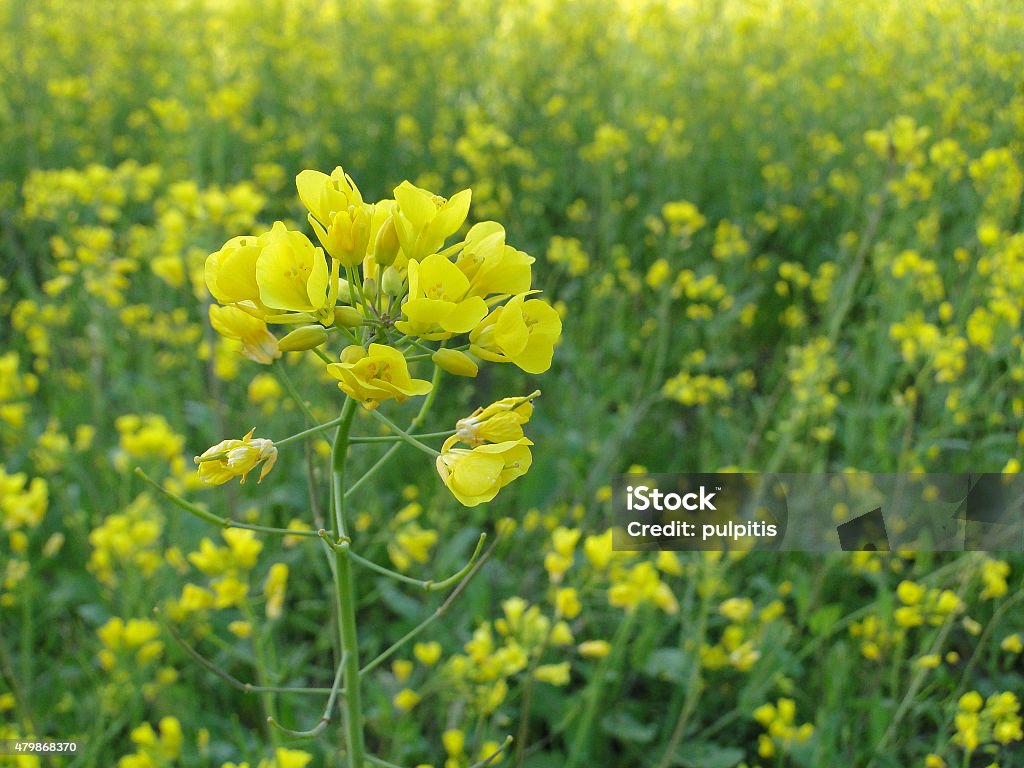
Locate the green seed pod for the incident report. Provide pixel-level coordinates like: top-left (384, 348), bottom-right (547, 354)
top-left (278, 325), bottom-right (328, 352)
top-left (340, 344), bottom-right (367, 364)
top-left (362, 278), bottom-right (377, 301)
top-left (381, 265), bottom-right (405, 297)
top-left (432, 348), bottom-right (479, 377)
top-left (374, 215), bottom-right (401, 266)
top-left (333, 305), bottom-right (363, 328)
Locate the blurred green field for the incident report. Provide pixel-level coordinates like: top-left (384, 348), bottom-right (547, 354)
top-left (2, 0), bottom-right (1024, 766)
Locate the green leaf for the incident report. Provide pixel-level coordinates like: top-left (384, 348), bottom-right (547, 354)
top-left (601, 711), bottom-right (658, 744)
top-left (668, 741), bottom-right (745, 768)
top-left (807, 604), bottom-right (842, 637)
top-left (641, 647), bottom-right (691, 684)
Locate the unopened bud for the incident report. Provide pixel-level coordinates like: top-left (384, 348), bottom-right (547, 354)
top-left (374, 215), bottom-right (401, 266)
top-left (381, 265), bottom-right (405, 297)
top-left (432, 348), bottom-right (478, 377)
top-left (327, 205), bottom-right (373, 267)
top-left (362, 278), bottom-right (377, 301)
top-left (277, 325), bottom-right (328, 352)
top-left (340, 344), bottom-right (367, 364)
top-left (333, 305), bottom-right (363, 328)
top-left (336, 278), bottom-right (352, 304)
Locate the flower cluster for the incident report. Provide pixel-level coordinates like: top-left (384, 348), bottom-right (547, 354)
top-left (198, 167), bottom-right (558, 506)
top-left (204, 167), bottom-right (561, 394)
top-left (436, 392), bottom-right (538, 507)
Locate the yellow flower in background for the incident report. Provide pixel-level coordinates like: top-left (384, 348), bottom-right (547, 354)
top-left (533, 662), bottom-right (571, 685)
top-left (257, 748), bottom-right (314, 768)
top-left (470, 293), bottom-right (561, 374)
top-left (264, 563), bottom-right (288, 620)
top-left (393, 180), bottom-right (472, 263)
top-left (396, 253), bottom-right (488, 339)
top-left (414, 641), bottom-right (442, 666)
top-left (254, 222), bottom-right (331, 314)
top-left (195, 428), bottom-right (278, 485)
top-left (393, 688), bottom-right (421, 712)
top-left (208, 305), bottom-right (280, 364)
top-left (326, 343), bottom-right (432, 408)
top-left (435, 435), bottom-right (532, 507)
top-left (455, 391), bottom-right (538, 447)
top-left (454, 221), bottom-right (534, 298)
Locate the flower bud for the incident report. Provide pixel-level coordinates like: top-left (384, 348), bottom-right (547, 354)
top-left (311, 205), bottom-right (373, 267)
top-left (340, 344), bottom-right (367, 364)
top-left (374, 215), bottom-right (401, 266)
top-left (381, 265), bottom-right (405, 297)
top-left (333, 305), bottom-right (363, 328)
top-left (277, 324), bottom-right (328, 352)
top-left (336, 277), bottom-right (352, 304)
top-left (432, 348), bottom-right (478, 377)
top-left (362, 278), bottom-right (377, 301)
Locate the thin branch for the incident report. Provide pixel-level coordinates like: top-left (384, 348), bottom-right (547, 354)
top-left (367, 409), bottom-right (441, 456)
top-left (157, 609), bottom-right (338, 695)
top-left (348, 533), bottom-right (487, 591)
top-left (136, 468), bottom-right (327, 538)
top-left (267, 655), bottom-right (347, 738)
top-left (359, 533), bottom-right (498, 678)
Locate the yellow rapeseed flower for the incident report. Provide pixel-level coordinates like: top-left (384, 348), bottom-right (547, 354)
top-left (454, 221), bottom-right (534, 298)
top-left (195, 428), bottom-right (278, 485)
top-left (208, 305), bottom-right (280, 364)
top-left (396, 253), bottom-right (489, 339)
top-left (455, 391), bottom-right (538, 447)
top-left (470, 293), bottom-right (562, 374)
top-left (254, 222), bottom-right (331, 315)
top-left (326, 343), bottom-right (433, 409)
top-left (392, 180), bottom-right (472, 263)
top-left (296, 167), bottom-right (373, 266)
top-left (435, 435), bottom-right (533, 507)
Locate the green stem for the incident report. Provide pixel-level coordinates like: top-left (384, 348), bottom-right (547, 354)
top-left (367, 409), bottom-right (441, 456)
top-left (359, 534), bottom-right (496, 678)
top-left (565, 610), bottom-right (638, 768)
top-left (348, 532), bottom-right (486, 591)
top-left (276, 415), bottom-right (347, 447)
top-left (348, 430), bottom-right (453, 444)
top-left (331, 397), bottom-right (366, 767)
top-left (135, 469), bottom-right (326, 538)
top-left (344, 365), bottom-right (443, 499)
top-left (160, 612), bottom-right (336, 694)
top-left (268, 657), bottom-right (346, 738)
top-left (273, 361), bottom-right (319, 424)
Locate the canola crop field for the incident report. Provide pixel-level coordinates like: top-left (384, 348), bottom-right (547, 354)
top-left (2, 1), bottom-right (1024, 766)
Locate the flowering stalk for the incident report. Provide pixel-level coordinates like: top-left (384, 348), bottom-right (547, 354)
top-left (169, 166), bottom-right (558, 763)
top-left (329, 396), bottom-right (365, 768)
